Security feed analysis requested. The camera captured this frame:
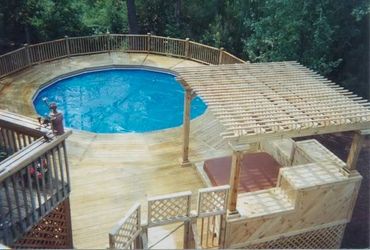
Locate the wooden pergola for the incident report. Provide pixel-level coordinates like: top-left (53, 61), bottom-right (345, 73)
top-left (176, 62), bottom-right (370, 214)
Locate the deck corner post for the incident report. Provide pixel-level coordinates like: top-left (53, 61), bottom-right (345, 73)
top-left (147, 33), bottom-right (151, 52)
top-left (228, 147), bottom-right (243, 214)
top-left (24, 43), bottom-right (31, 66)
top-left (181, 85), bottom-right (192, 167)
top-left (64, 36), bottom-right (70, 58)
top-left (346, 130), bottom-right (365, 171)
top-left (185, 38), bottom-right (190, 58)
top-left (218, 47), bottom-right (224, 64)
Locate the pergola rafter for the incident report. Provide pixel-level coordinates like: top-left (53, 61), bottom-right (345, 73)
top-left (176, 61), bottom-right (370, 213)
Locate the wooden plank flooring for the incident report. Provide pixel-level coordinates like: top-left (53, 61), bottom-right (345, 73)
top-left (0, 53), bottom-right (231, 248)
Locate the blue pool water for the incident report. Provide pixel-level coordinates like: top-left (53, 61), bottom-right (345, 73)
top-left (33, 69), bottom-right (207, 133)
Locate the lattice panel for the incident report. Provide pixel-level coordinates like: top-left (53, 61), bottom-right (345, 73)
top-left (109, 203), bottom-right (141, 249)
top-left (197, 185), bottom-right (229, 217)
top-left (148, 191), bottom-right (191, 226)
top-left (242, 223), bottom-right (346, 249)
top-left (11, 198), bottom-right (73, 249)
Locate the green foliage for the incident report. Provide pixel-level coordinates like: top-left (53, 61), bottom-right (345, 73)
top-left (82, 0), bottom-right (128, 34)
top-left (0, 0), bottom-right (368, 99)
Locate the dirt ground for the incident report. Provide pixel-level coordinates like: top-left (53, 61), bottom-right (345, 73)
top-left (310, 132), bottom-right (369, 248)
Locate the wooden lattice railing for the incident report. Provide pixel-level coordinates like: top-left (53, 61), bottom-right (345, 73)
top-left (148, 191), bottom-right (192, 227)
top-left (109, 185), bottom-right (229, 250)
top-left (109, 203), bottom-right (142, 250)
top-left (0, 34), bottom-right (245, 78)
top-left (0, 111), bottom-right (72, 246)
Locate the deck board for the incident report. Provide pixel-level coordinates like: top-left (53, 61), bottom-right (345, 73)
top-left (0, 53), bottom-right (229, 248)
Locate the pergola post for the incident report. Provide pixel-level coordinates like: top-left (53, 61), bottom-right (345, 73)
top-left (228, 148), bottom-right (243, 214)
top-left (346, 130), bottom-right (367, 171)
top-left (181, 86), bottom-right (192, 167)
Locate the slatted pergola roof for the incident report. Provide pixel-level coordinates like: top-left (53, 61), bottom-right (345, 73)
top-left (176, 62), bottom-right (370, 145)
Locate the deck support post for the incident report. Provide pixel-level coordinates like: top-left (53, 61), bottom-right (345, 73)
top-left (228, 148), bottom-right (243, 214)
top-left (346, 130), bottom-right (366, 171)
top-left (181, 86), bottom-right (192, 167)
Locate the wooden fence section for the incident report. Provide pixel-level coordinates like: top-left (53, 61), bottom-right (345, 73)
top-left (0, 48), bottom-right (29, 77)
top-left (0, 34), bottom-right (245, 79)
top-left (0, 110), bottom-right (72, 245)
top-left (109, 185), bottom-right (229, 250)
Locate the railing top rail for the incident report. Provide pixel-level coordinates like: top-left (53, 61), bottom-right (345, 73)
top-left (0, 109), bottom-right (48, 138)
top-left (148, 190), bottom-right (192, 202)
top-left (198, 184), bottom-right (230, 193)
top-left (28, 38), bottom-right (65, 47)
top-left (222, 51), bottom-right (246, 63)
top-left (150, 35), bottom-right (186, 42)
top-left (68, 34), bottom-right (108, 39)
top-left (189, 40), bottom-right (221, 50)
top-left (0, 47), bottom-right (25, 58)
top-left (0, 130), bottom-right (72, 182)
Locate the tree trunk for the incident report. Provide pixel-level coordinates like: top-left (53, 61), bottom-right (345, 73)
top-left (127, 0), bottom-right (139, 34)
top-left (25, 24), bottom-right (31, 44)
top-left (175, 0), bottom-right (181, 25)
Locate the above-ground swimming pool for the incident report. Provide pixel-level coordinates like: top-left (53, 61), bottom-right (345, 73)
top-left (33, 68), bottom-right (207, 133)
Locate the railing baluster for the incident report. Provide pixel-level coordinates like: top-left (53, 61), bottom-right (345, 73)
top-left (46, 152), bottom-right (55, 207)
top-left (4, 179), bottom-right (17, 239)
top-left (39, 155), bottom-right (49, 211)
top-left (19, 168), bottom-right (31, 227)
top-left (11, 174), bottom-right (25, 232)
top-left (51, 148), bottom-right (60, 201)
top-left (26, 165), bottom-right (37, 223)
top-left (32, 160), bottom-right (44, 216)
top-left (57, 144), bottom-right (66, 198)
top-left (62, 141), bottom-right (71, 190)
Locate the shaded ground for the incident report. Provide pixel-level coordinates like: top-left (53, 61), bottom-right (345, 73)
top-left (310, 132), bottom-right (369, 248)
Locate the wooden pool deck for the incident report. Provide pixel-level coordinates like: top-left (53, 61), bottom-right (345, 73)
top-left (0, 53), bottom-right (231, 248)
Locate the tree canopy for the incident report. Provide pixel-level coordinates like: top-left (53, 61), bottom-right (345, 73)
top-left (0, 0), bottom-right (368, 99)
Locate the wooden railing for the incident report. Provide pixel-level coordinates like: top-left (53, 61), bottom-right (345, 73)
top-left (0, 111), bottom-right (46, 157)
top-left (0, 34), bottom-right (245, 79)
top-left (109, 185), bottom-right (229, 250)
top-left (0, 111), bottom-right (72, 245)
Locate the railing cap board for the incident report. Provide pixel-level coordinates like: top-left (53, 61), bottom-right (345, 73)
top-left (147, 190), bottom-right (192, 202)
top-left (198, 184), bottom-right (230, 193)
top-left (0, 109), bottom-right (49, 137)
top-left (0, 130), bottom-right (72, 182)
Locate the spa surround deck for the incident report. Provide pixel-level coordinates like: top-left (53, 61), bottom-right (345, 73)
top-left (0, 53), bottom-right (231, 248)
